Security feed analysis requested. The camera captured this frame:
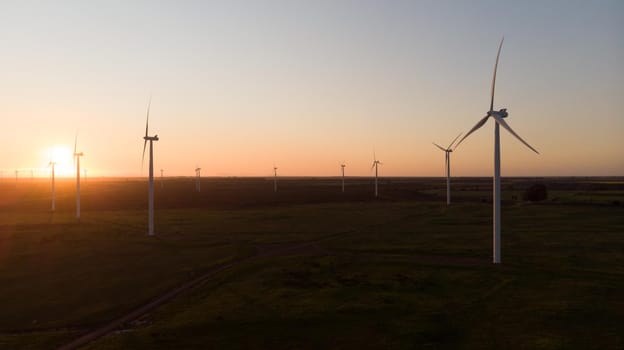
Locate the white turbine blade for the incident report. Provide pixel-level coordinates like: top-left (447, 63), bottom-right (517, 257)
top-left (432, 142), bottom-right (447, 152)
top-left (371, 162), bottom-right (375, 170)
top-left (141, 140), bottom-right (147, 169)
top-left (72, 130), bottom-right (78, 165)
top-left (490, 37), bottom-right (504, 112)
top-left (145, 97), bottom-right (151, 137)
top-left (492, 115), bottom-right (539, 154)
top-left (454, 115), bottom-right (490, 149)
top-left (448, 132), bottom-right (462, 150)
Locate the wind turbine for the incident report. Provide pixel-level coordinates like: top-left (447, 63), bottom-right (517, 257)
top-left (142, 98), bottom-right (159, 236)
top-left (273, 165), bottom-right (278, 193)
top-left (433, 133), bottom-right (462, 205)
top-left (371, 153), bottom-right (382, 197)
top-left (340, 162), bottom-right (346, 193)
top-left (454, 38), bottom-right (539, 264)
top-left (49, 161), bottom-right (56, 211)
top-left (160, 169), bottom-right (164, 188)
top-left (195, 167), bottom-right (201, 192)
top-left (74, 133), bottom-right (84, 220)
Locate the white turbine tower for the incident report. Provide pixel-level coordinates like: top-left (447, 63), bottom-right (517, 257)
top-left (340, 162), bottom-right (346, 193)
top-left (371, 153), bottom-right (382, 197)
top-left (49, 161), bottom-right (56, 211)
top-left (195, 167), bottom-right (201, 192)
top-left (433, 133), bottom-right (462, 205)
top-left (273, 165), bottom-right (278, 193)
top-left (454, 38), bottom-right (539, 264)
top-left (142, 98), bottom-right (159, 236)
top-left (74, 133), bottom-right (84, 220)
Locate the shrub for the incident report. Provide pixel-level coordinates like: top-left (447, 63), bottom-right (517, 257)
top-left (523, 183), bottom-right (548, 202)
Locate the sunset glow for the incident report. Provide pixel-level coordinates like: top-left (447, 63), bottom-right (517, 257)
top-left (1, 1), bottom-right (622, 177)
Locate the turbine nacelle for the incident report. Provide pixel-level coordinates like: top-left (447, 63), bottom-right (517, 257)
top-left (144, 135), bottom-right (159, 141)
top-left (488, 108), bottom-right (508, 118)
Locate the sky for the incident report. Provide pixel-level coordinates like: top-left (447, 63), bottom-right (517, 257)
top-left (1, 0), bottom-right (623, 177)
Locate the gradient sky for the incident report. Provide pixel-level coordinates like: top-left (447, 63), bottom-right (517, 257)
top-left (2, 0), bottom-right (623, 177)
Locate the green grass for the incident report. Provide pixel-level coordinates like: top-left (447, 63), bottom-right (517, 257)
top-left (1, 178), bottom-right (623, 349)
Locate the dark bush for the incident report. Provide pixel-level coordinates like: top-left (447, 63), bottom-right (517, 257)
top-left (523, 183), bottom-right (548, 202)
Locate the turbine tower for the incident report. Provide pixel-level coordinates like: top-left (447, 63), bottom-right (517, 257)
top-left (74, 133), bottom-right (84, 220)
top-left (49, 161), bottom-right (56, 211)
top-left (371, 153), bottom-right (382, 197)
top-left (273, 165), bottom-right (278, 193)
top-left (432, 133), bottom-right (462, 205)
top-left (454, 38), bottom-right (539, 264)
top-left (340, 162), bottom-right (346, 193)
top-left (195, 167), bottom-right (201, 192)
top-left (142, 98), bottom-right (159, 236)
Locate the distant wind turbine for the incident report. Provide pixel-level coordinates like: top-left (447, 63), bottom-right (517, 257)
top-left (160, 169), bottom-right (164, 188)
top-left (433, 133), bottom-right (462, 205)
top-left (49, 161), bottom-right (56, 211)
top-left (273, 165), bottom-right (278, 193)
top-left (454, 38), bottom-right (539, 264)
top-left (371, 153), bottom-right (382, 197)
top-left (74, 133), bottom-right (84, 220)
top-left (195, 167), bottom-right (201, 192)
top-left (142, 98), bottom-right (159, 236)
top-left (340, 162), bottom-right (346, 193)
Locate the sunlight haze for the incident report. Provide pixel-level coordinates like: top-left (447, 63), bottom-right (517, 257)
top-left (2, 0), bottom-right (623, 177)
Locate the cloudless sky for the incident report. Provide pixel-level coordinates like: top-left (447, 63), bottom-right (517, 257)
top-left (2, 0), bottom-right (623, 177)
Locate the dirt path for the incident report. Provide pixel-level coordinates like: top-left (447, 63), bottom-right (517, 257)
top-left (58, 234), bottom-right (484, 349)
top-left (57, 239), bottom-right (331, 350)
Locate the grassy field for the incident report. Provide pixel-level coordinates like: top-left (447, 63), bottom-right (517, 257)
top-left (0, 177), bottom-right (622, 349)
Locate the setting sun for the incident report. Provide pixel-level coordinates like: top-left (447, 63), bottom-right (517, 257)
top-left (44, 145), bottom-right (73, 177)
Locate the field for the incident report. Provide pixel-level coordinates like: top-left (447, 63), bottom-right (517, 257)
top-left (0, 176), bottom-right (623, 349)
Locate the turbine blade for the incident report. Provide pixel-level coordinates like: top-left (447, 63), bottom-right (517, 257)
top-left (145, 96), bottom-right (151, 137)
top-left (141, 140), bottom-right (147, 169)
top-left (371, 162), bottom-right (375, 170)
top-left (492, 115), bottom-right (539, 154)
top-left (454, 115), bottom-right (490, 149)
top-left (448, 132), bottom-right (462, 149)
top-left (73, 131), bottom-right (78, 166)
top-left (490, 37), bottom-right (504, 112)
top-left (432, 142), bottom-right (447, 152)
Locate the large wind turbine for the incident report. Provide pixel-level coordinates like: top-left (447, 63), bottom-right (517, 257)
top-left (371, 153), bottom-right (382, 197)
top-left (142, 98), bottom-right (159, 236)
top-left (433, 133), bottom-right (462, 205)
top-left (195, 167), bottom-right (201, 192)
top-left (340, 162), bottom-right (346, 193)
top-left (74, 133), bottom-right (84, 220)
top-left (454, 38), bottom-right (539, 264)
top-left (49, 161), bottom-right (56, 211)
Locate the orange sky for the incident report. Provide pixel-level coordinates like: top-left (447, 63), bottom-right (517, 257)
top-left (2, 1), bottom-right (623, 177)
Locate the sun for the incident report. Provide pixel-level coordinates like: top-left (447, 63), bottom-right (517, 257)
top-left (46, 145), bottom-right (74, 177)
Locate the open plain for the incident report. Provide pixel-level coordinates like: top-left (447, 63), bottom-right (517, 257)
top-left (0, 177), bottom-right (623, 349)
